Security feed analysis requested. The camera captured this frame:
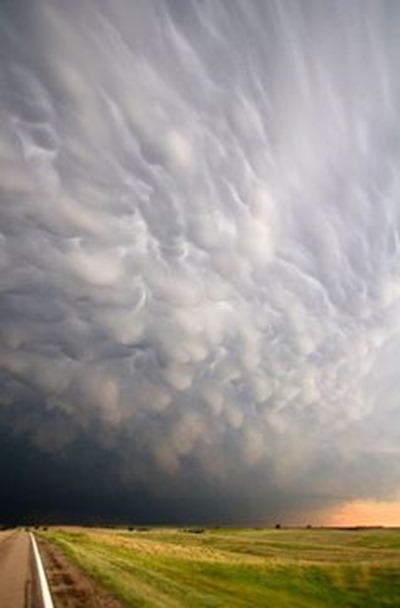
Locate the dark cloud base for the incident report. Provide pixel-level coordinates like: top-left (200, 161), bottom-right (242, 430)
top-left (0, 425), bottom-right (295, 527)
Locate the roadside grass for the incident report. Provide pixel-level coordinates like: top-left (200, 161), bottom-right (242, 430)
top-left (40, 527), bottom-right (400, 607)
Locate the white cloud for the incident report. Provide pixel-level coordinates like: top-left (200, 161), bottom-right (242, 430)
top-left (1, 0), bottom-right (400, 520)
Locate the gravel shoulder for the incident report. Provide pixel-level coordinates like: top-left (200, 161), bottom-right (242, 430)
top-left (37, 535), bottom-right (123, 608)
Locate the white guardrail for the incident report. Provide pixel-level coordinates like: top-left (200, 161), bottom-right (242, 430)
top-left (30, 533), bottom-right (54, 608)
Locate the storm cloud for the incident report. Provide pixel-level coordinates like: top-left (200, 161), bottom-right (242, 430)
top-left (1, 0), bottom-right (400, 524)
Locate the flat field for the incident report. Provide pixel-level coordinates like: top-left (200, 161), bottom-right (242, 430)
top-left (40, 526), bottom-right (400, 607)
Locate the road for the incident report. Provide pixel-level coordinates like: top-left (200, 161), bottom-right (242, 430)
top-left (0, 530), bottom-right (34, 608)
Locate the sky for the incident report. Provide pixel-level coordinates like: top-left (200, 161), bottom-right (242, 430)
top-left (1, 0), bottom-right (400, 526)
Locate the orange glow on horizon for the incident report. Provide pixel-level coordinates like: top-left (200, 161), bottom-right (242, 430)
top-left (326, 499), bottom-right (400, 527)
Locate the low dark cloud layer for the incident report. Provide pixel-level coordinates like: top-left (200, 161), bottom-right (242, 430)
top-left (1, 0), bottom-right (400, 524)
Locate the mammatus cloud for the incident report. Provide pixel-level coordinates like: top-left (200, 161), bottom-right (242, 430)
top-left (1, 0), bottom-right (400, 523)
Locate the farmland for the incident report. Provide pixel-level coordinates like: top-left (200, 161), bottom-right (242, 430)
top-left (39, 526), bottom-right (400, 607)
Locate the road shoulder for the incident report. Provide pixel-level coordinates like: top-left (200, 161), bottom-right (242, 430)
top-left (36, 535), bottom-right (123, 608)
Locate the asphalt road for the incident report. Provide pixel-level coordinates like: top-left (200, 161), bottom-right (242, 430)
top-left (0, 530), bottom-right (33, 608)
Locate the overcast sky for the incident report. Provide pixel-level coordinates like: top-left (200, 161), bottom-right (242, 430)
top-left (1, 0), bottom-right (400, 525)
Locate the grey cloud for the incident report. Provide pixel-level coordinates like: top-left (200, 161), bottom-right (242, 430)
top-left (1, 0), bottom-right (400, 523)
